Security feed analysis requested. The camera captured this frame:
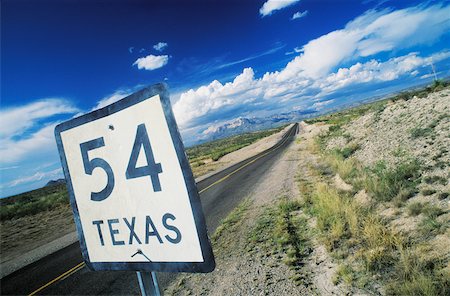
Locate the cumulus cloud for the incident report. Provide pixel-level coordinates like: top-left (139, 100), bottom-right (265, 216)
top-left (260, 0), bottom-right (300, 17)
top-left (316, 51), bottom-right (450, 95)
top-left (153, 42), bottom-right (168, 52)
top-left (174, 3), bottom-right (450, 128)
top-left (280, 4), bottom-right (450, 79)
top-left (291, 10), bottom-right (308, 20)
top-left (133, 54), bottom-right (169, 70)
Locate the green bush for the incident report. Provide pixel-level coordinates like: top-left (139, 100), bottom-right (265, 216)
top-left (0, 186), bottom-right (69, 221)
top-left (364, 160), bottom-right (421, 202)
top-left (410, 127), bottom-right (434, 139)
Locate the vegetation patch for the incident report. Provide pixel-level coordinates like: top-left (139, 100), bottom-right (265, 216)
top-left (248, 197), bottom-right (312, 286)
top-left (212, 198), bottom-right (252, 243)
top-left (410, 127), bottom-right (434, 139)
top-left (423, 175), bottom-right (448, 186)
top-left (357, 159), bottom-right (421, 202)
top-left (186, 126), bottom-right (286, 164)
top-left (303, 166), bottom-right (448, 295)
top-left (0, 184), bottom-right (69, 221)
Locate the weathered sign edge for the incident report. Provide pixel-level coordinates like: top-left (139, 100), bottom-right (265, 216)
top-left (54, 83), bottom-right (215, 273)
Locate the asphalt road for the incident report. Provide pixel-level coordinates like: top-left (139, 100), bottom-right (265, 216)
top-left (1, 123), bottom-right (299, 296)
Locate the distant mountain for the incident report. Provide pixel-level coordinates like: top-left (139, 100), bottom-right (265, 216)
top-left (200, 109), bottom-right (318, 142)
top-left (45, 178), bottom-right (66, 187)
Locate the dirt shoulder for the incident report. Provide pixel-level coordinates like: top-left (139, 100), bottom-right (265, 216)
top-left (165, 124), bottom-right (359, 295)
top-left (166, 124), bottom-right (308, 295)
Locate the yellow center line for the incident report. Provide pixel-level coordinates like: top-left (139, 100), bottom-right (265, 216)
top-left (28, 262), bottom-right (85, 296)
top-left (27, 125), bottom-right (296, 295)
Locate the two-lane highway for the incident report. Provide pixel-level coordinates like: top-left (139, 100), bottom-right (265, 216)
top-left (1, 123), bottom-right (299, 295)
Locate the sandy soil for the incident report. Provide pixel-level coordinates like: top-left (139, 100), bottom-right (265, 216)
top-left (0, 204), bottom-right (75, 264)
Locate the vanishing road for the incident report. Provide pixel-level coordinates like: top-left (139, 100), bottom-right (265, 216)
top-left (1, 123), bottom-right (299, 296)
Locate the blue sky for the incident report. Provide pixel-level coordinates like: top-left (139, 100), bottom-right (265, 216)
top-left (1, 0), bottom-right (450, 197)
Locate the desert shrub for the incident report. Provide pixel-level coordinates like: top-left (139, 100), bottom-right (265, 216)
top-left (410, 127), bottom-right (434, 139)
top-left (386, 245), bottom-right (449, 296)
top-left (407, 202), bottom-right (424, 216)
top-left (363, 160), bottom-right (421, 202)
top-left (393, 188), bottom-right (418, 207)
top-left (324, 152), bottom-right (359, 183)
top-left (421, 188), bottom-right (437, 196)
top-left (438, 192), bottom-right (449, 200)
top-left (0, 186), bottom-right (69, 221)
top-left (423, 175), bottom-right (448, 185)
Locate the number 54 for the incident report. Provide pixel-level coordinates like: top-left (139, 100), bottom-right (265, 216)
top-left (79, 124), bottom-right (163, 201)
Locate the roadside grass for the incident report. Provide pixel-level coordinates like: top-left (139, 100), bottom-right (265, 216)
top-left (212, 198), bottom-right (252, 243)
top-left (315, 129), bottom-right (422, 203)
top-left (360, 159), bottom-right (421, 202)
top-left (248, 196), bottom-right (312, 286)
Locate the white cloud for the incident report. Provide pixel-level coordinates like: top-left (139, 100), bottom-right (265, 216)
top-left (174, 3), bottom-right (450, 129)
top-left (0, 123), bottom-right (59, 164)
top-left (0, 99), bottom-right (79, 167)
top-left (6, 168), bottom-right (62, 187)
top-left (281, 5), bottom-right (450, 79)
top-left (92, 89), bottom-right (132, 111)
top-left (0, 166), bottom-right (19, 171)
top-left (133, 54), bottom-right (169, 70)
top-left (313, 99), bottom-right (334, 110)
top-left (174, 68), bottom-right (261, 126)
top-left (285, 47), bottom-right (302, 55)
top-left (260, 0), bottom-right (300, 17)
top-left (216, 44), bottom-right (284, 70)
top-left (0, 99), bottom-right (78, 139)
top-left (153, 42), bottom-right (168, 52)
top-left (321, 50), bottom-right (450, 91)
top-left (291, 10), bottom-right (308, 20)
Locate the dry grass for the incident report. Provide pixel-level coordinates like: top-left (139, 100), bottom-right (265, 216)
top-left (304, 169), bottom-right (448, 295)
top-left (298, 115), bottom-right (449, 294)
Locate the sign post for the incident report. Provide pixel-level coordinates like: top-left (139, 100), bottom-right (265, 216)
top-left (55, 84), bottom-right (215, 295)
top-left (136, 271), bottom-right (161, 296)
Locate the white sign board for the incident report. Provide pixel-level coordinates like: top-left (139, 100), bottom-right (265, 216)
top-left (55, 84), bottom-right (215, 272)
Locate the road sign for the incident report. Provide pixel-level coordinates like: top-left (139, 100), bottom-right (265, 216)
top-left (55, 84), bottom-right (215, 273)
